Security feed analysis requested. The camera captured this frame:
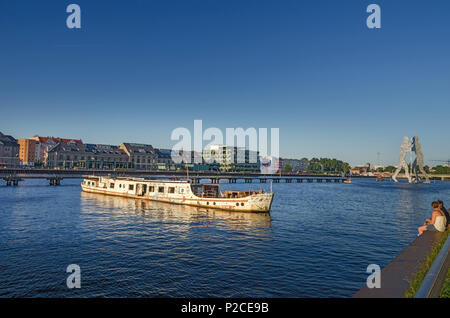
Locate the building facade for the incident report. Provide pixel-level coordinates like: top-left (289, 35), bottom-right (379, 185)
top-left (280, 158), bottom-right (310, 173)
top-left (203, 145), bottom-right (260, 173)
top-left (18, 139), bottom-right (37, 166)
top-left (46, 142), bottom-right (129, 169)
top-left (0, 132), bottom-right (20, 167)
top-left (154, 148), bottom-right (175, 170)
top-left (119, 143), bottom-right (157, 170)
top-left (29, 136), bottom-right (83, 166)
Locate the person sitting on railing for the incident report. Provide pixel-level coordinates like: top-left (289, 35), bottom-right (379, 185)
top-left (417, 201), bottom-right (447, 236)
top-left (437, 200), bottom-right (450, 228)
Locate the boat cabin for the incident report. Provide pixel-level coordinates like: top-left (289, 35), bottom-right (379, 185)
top-left (190, 184), bottom-right (220, 198)
top-left (222, 190), bottom-right (263, 198)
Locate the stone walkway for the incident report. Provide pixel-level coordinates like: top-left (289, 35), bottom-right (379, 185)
top-left (354, 231), bottom-right (446, 298)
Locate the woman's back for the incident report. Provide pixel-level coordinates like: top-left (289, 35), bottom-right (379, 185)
top-left (434, 211), bottom-right (447, 232)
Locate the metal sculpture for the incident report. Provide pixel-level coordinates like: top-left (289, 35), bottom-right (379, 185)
top-left (411, 136), bottom-right (430, 184)
top-left (392, 136), bottom-right (412, 183)
top-left (392, 136), bottom-right (429, 184)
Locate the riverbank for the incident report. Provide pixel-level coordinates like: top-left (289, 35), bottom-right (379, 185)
top-left (354, 230), bottom-right (449, 298)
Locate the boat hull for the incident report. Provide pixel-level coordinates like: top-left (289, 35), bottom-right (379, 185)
top-left (81, 177), bottom-right (273, 213)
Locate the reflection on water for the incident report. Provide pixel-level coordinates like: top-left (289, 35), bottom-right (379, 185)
top-left (81, 191), bottom-right (272, 232)
top-left (1, 178), bottom-right (450, 297)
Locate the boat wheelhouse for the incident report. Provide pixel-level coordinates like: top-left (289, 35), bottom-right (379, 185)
top-left (81, 176), bottom-right (274, 213)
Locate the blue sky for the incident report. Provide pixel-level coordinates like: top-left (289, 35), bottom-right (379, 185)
top-left (1, 0), bottom-right (449, 166)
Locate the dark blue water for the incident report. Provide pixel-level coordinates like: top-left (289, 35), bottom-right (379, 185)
top-left (1, 178), bottom-right (449, 297)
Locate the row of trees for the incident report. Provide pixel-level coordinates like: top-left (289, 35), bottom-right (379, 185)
top-left (372, 165), bottom-right (450, 174)
top-left (306, 158), bottom-right (350, 174)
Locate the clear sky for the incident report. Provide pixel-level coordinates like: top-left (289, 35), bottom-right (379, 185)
top-left (1, 0), bottom-right (449, 166)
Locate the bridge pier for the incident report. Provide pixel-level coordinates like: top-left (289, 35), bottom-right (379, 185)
top-left (47, 177), bottom-right (63, 186)
top-left (3, 176), bottom-right (22, 186)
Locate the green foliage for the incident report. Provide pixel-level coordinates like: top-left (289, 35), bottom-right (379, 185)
top-left (441, 267), bottom-right (450, 298)
top-left (284, 164), bottom-right (292, 172)
top-left (305, 158), bottom-right (350, 174)
top-left (404, 230), bottom-right (450, 298)
top-left (431, 165), bottom-right (450, 174)
top-left (384, 166), bottom-right (396, 173)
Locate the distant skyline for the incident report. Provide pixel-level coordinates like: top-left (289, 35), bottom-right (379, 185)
top-left (1, 0), bottom-right (449, 166)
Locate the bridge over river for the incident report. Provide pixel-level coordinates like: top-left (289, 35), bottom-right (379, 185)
top-left (1, 168), bottom-right (448, 186)
top-left (0, 168), bottom-right (351, 186)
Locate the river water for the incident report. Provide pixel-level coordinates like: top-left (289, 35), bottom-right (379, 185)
top-left (1, 178), bottom-right (449, 297)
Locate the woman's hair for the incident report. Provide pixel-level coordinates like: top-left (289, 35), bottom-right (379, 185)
top-left (437, 200), bottom-right (443, 205)
top-left (432, 201), bottom-right (440, 209)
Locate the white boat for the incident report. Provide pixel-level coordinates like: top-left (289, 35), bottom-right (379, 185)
top-left (81, 176), bottom-right (274, 213)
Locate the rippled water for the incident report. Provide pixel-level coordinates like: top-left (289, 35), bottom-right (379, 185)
top-left (1, 178), bottom-right (449, 297)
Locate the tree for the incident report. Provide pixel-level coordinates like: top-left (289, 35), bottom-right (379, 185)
top-left (431, 165), bottom-right (450, 174)
top-left (284, 164), bottom-right (292, 172)
top-left (342, 162), bottom-right (350, 173)
top-left (384, 166), bottom-right (396, 173)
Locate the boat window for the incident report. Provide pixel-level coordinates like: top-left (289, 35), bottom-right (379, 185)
top-left (180, 188), bottom-right (185, 194)
top-left (110, 183), bottom-right (115, 189)
top-left (129, 184), bottom-right (134, 191)
top-left (168, 187), bottom-right (175, 194)
top-left (158, 186), bottom-right (164, 193)
top-left (241, 203), bottom-right (244, 206)
top-left (149, 186), bottom-right (154, 192)
top-left (236, 203), bottom-right (239, 206)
